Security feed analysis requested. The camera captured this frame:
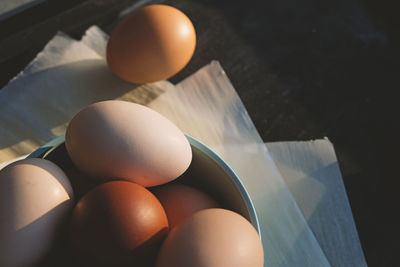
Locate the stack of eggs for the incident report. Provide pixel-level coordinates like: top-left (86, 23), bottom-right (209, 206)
top-left (0, 101), bottom-right (264, 267)
top-left (0, 5), bottom-right (264, 267)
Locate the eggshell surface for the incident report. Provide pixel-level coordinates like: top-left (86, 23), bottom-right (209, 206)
top-left (156, 208), bottom-right (264, 267)
top-left (106, 4), bottom-right (196, 83)
top-left (152, 184), bottom-right (219, 228)
top-left (0, 158), bottom-right (74, 267)
top-left (65, 100), bottom-right (192, 187)
top-left (70, 181), bottom-right (169, 266)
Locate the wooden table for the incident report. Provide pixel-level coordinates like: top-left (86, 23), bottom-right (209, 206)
top-left (1, 0), bottom-right (399, 266)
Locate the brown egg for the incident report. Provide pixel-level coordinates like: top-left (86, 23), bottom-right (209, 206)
top-left (0, 158), bottom-right (74, 267)
top-left (156, 208), bottom-right (264, 267)
top-left (152, 184), bottom-right (219, 229)
top-left (65, 100), bottom-right (192, 187)
top-left (106, 4), bottom-right (196, 83)
top-left (70, 181), bottom-right (169, 266)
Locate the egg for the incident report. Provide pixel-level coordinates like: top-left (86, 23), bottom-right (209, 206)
top-left (70, 181), bottom-right (168, 266)
top-left (152, 184), bottom-right (219, 228)
top-left (156, 208), bottom-right (264, 267)
top-left (0, 158), bottom-right (74, 267)
top-left (106, 4), bottom-right (196, 83)
top-left (65, 100), bottom-right (192, 187)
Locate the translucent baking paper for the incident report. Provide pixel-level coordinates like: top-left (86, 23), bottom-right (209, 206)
top-left (267, 140), bottom-right (367, 266)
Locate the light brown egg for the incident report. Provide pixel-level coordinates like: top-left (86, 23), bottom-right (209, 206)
top-left (0, 158), bottom-right (74, 267)
top-left (156, 208), bottom-right (264, 267)
top-left (106, 4), bottom-right (196, 83)
top-left (65, 100), bottom-right (192, 187)
top-left (152, 184), bottom-right (219, 229)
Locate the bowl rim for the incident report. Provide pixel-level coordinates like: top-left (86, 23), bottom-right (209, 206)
top-left (28, 134), bottom-right (261, 235)
top-left (184, 135), bottom-right (260, 235)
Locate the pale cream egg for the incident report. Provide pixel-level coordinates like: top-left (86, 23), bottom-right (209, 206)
top-left (0, 158), bottom-right (74, 267)
top-left (65, 100), bottom-right (192, 187)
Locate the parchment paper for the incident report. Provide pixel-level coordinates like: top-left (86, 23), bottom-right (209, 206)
top-left (267, 140), bottom-right (367, 266)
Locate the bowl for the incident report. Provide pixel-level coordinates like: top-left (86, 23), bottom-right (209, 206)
top-left (28, 134), bottom-right (260, 234)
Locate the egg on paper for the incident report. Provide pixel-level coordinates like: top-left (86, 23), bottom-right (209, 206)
top-left (156, 208), bottom-right (264, 267)
top-left (0, 158), bottom-right (74, 267)
top-left (65, 100), bottom-right (192, 187)
top-left (106, 4), bottom-right (196, 83)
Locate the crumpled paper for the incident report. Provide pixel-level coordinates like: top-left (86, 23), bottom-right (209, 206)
top-left (0, 26), bottom-right (366, 266)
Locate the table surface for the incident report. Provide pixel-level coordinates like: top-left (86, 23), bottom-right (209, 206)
top-left (1, 0), bottom-right (399, 266)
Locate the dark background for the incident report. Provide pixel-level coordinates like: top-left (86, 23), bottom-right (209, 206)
top-left (1, 0), bottom-right (399, 266)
